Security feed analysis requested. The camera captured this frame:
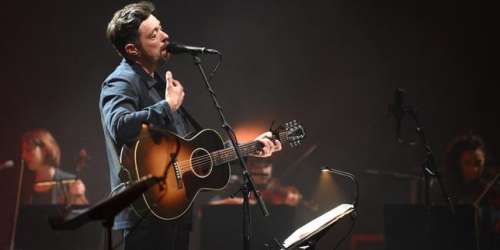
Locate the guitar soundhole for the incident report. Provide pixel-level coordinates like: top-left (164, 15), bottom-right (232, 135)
top-left (190, 148), bottom-right (213, 178)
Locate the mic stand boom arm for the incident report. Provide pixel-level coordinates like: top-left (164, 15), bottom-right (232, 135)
top-left (191, 54), bottom-right (269, 250)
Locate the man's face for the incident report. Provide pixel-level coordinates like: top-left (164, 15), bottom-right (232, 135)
top-left (460, 149), bottom-right (485, 183)
top-left (249, 161), bottom-right (272, 185)
top-left (136, 14), bottom-right (170, 65)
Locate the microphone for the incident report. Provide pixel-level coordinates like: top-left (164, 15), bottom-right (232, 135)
top-left (0, 160), bottom-right (14, 171)
top-left (166, 42), bottom-right (220, 55)
top-left (390, 88), bottom-right (405, 143)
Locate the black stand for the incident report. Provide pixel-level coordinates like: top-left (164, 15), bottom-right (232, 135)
top-left (401, 102), bottom-right (455, 214)
top-left (192, 54), bottom-right (269, 250)
top-left (49, 174), bottom-right (161, 250)
top-left (9, 160), bottom-right (24, 250)
top-left (473, 172), bottom-right (500, 250)
top-left (103, 218), bottom-right (114, 250)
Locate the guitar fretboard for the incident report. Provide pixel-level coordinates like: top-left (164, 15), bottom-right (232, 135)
top-left (180, 130), bottom-right (291, 174)
top-left (210, 141), bottom-right (261, 166)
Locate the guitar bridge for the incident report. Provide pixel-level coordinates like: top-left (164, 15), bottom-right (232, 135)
top-left (173, 161), bottom-right (183, 189)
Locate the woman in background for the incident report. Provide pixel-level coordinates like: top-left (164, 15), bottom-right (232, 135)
top-left (20, 128), bottom-right (88, 205)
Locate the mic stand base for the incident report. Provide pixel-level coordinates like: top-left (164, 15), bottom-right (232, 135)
top-left (242, 181), bottom-right (251, 250)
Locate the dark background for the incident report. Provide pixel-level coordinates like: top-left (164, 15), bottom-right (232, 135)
top-left (0, 0), bottom-right (497, 249)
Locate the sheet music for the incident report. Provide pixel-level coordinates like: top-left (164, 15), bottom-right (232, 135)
top-left (283, 203), bottom-right (354, 249)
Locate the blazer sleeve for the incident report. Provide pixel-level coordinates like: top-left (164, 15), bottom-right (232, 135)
top-left (100, 78), bottom-right (172, 145)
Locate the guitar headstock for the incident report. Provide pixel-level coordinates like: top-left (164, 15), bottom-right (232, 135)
top-left (271, 120), bottom-right (306, 148)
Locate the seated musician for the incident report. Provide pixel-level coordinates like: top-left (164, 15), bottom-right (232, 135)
top-left (445, 135), bottom-right (498, 205)
top-left (444, 134), bottom-right (499, 247)
top-left (20, 128), bottom-right (88, 205)
top-left (209, 157), bottom-right (303, 206)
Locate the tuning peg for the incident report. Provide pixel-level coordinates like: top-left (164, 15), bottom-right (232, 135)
top-left (269, 120), bottom-right (276, 132)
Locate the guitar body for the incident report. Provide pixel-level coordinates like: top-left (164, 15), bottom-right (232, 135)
top-left (120, 124), bottom-right (230, 221)
top-left (119, 120), bottom-right (305, 221)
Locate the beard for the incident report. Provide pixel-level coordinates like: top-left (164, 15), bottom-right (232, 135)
top-left (143, 49), bottom-right (169, 68)
top-left (157, 48), bottom-right (171, 64)
top-left (156, 54), bottom-right (168, 65)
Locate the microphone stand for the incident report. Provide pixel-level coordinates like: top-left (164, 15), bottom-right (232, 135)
top-left (9, 160), bottom-right (24, 250)
top-left (404, 106), bottom-right (455, 214)
top-left (191, 54), bottom-right (269, 250)
top-left (472, 172), bottom-right (500, 250)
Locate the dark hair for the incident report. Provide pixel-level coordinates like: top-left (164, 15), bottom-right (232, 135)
top-left (106, 1), bottom-right (155, 57)
top-left (445, 134), bottom-right (485, 185)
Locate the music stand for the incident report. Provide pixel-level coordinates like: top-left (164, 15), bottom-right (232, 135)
top-left (384, 204), bottom-right (477, 250)
top-left (49, 174), bottom-right (161, 250)
top-left (15, 205), bottom-right (100, 250)
top-left (280, 203), bottom-right (354, 250)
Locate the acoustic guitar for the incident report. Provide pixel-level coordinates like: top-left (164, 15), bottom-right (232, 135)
top-left (119, 120), bottom-right (305, 220)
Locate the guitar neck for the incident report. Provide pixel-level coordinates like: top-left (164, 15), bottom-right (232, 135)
top-left (210, 141), bottom-right (262, 166)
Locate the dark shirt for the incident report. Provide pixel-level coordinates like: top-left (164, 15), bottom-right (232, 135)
top-left (99, 59), bottom-right (197, 229)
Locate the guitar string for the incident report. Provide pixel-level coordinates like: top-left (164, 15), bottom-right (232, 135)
top-left (167, 149), bottom-right (242, 174)
top-left (180, 141), bottom-right (258, 167)
top-left (176, 143), bottom-right (259, 173)
top-left (167, 131), bottom-right (291, 174)
top-left (174, 131), bottom-right (288, 170)
top-left (176, 142), bottom-right (256, 169)
top-left (176, 132), bottom-right (290, 173)
top-left (176, 141), bottom-right (263, 174)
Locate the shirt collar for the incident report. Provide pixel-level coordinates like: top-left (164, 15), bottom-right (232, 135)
top-left (122, 58), bottom-right (158, 89)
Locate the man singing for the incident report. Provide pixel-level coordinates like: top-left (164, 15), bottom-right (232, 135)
top-left (99, 2), bottom-right (281, 249)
